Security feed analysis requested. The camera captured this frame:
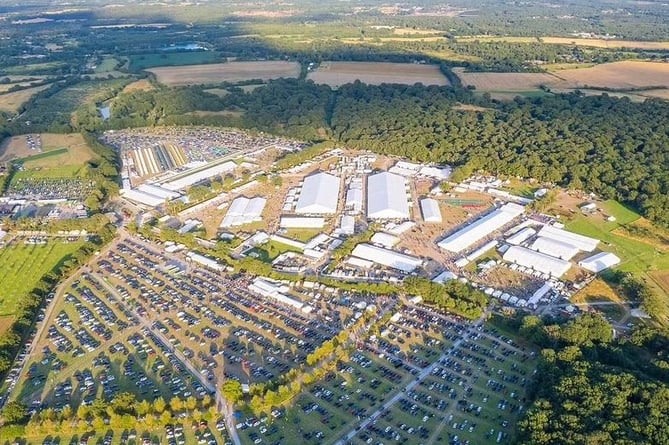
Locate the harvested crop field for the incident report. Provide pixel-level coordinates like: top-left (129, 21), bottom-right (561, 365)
top-left (553, 61), bottom-right (669, 89)
top-left (456, 36), bottom-right (669, 50)
top-left (148, 61), bottom-right (300, 86)
top-left (453, 68), bottom-right (559, 91)
top-left (0, 84), bottom-right (50, 113)
top-left (307, 61), bottom-right (449, 87)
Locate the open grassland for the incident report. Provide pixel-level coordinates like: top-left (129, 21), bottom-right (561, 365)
top-left (0, 240), bottom-right (83, 317)
top-left (93, 57), bottom-right (120, 73)
top-left (565, 200), bottom-right (669, 277)
top-left (0, 84), bottom-right (51, 113)
top-left (148, 61), bottom-right (300, 86)
top-left (456, 35), bottom-right (669, 50)
top-left (0, 133), bottom-right (96, 167)
top-left (308, 61), bottom-right (449, 87)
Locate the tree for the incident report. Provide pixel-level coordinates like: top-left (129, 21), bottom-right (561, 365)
top-left (185, 396), bottom-right (197, 412)
top-left (2, 401), bottom-right (27, 424)
top-left (221, 380), bottom-right (243, 404)
top-left (153, 397), bottom-right (166, 414)
top-left (110, 392), bottom-right (137, 415)
top-left (137, 399), bottom-right (151, 416)
top-left (169, 397), bottom-right (183, 412)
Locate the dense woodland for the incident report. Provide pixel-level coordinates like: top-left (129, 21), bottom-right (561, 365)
top-left (58, 79), bottom-right (669, 228)
top-left (495, 313), bottom-right (669, 444)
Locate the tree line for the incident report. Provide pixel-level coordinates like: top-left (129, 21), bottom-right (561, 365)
top-left (493, 313), bottom-right (669, 445)
top-left (95, 78), bottom-right (669, 228)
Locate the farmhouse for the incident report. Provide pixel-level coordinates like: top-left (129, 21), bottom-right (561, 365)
top-left (438, 203), bottom-right (524, 253)
top-left (295, 172), bottom-right (340, 214)
top-left (367, 172), bottom-right (410, 220)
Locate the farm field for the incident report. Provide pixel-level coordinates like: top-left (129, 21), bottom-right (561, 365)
top-left (0, 133), bottom-right (96, 167)
top-left (148, 61), bottom-right (300, 86)
top-left (307, 62), bottom-right (450, 87)
top-left (0, 239), bottom-right (83, 317)
top-left (456, 35), bottom-right (669, 50)
top-left (454, 62), bottom-right (669, 99)
top-left (128, 51), bottom-right (222, 71)
top-left (552, 61), bottom-right (669, 90)
top-left (0, 84), bottom-right (51, 113)
top-left (453, 68), bottom-right (558, 92)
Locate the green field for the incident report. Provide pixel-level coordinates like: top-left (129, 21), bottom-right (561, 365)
top-left (2, 62), bottom-right (67, 75)
top-left (0, 240), bottom-right (83, 316)
top-left (94, 57), bottom-right (120, 73)
top-left (129, 51), bottom-right (222, 71)
top-left (566, 200), bottom-right (669, 275)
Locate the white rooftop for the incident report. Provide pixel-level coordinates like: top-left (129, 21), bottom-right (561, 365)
top-left (295, 172), bottom-right (340, 214)
top-left (530, 236), bottom-right (580, 260)
top-left (351, 243), bottom-right (422, 273)
top-left (538, 225), bottom-right (599, 252)
top-left (420, 198), bottom-right (442, 223)
top-left (579, 252), bottom-right (621, 273)
top-left (503, 245), bottom-right (571, 277)
top-left (438, 203), bottom-right (524, 253)
top-left (367, 172), bottom-right (410, 220)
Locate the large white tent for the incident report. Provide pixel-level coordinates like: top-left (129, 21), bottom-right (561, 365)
top-left (220, 196), bottom-right (266, 227)
top-left (367, 172), bottom-right (410, 220)
top-left (579, 252), bottom-right (621, 273)
top-left (280, 217), bottom-right (325, 229)
top-left (438, 203), bottom-right (524, 253)
top-left (530, 236), bottom-right (580, 260)
top-left (503, 246), bottom-right (571, 277)
top-left (295, 172), bottom-right (341, 214)
top-left (420, 198), bottom-right (442, 223)
top-left (351, 243), bottom-right (422, 273)
top-left (161, 161), bottom-right (237, 191)
top-left (506, 227), bottom-right (536, 245)
top-left (538, 225), bottom-right (599, 252)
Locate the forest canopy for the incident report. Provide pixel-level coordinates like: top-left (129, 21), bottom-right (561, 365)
top-left (85, 79), bottom-right (669, 227)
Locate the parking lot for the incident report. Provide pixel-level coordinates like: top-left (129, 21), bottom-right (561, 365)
top-left (236, 303), bottom-right (536, 445)
top-left (7, 234), bottom-right (537, 445)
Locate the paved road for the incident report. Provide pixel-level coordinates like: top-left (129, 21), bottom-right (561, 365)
top-left (92, 271), bottom-right (242, 445)
top-left (333, 313), bottom-right (487, 445)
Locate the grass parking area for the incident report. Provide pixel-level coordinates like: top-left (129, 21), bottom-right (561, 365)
top-left (0, 239), bottom-right (83, 317)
